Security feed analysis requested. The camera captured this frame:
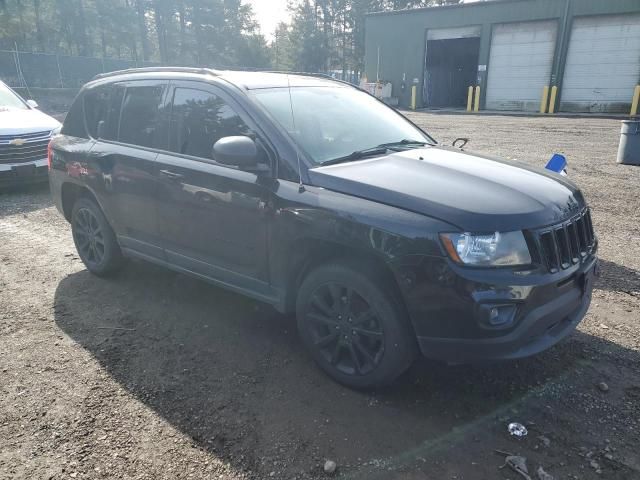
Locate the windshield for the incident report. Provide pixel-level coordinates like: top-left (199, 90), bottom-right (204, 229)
top-left (0, 83), bottom-right (28, 110)
top-left (251, 86), bottom-right (433, 164)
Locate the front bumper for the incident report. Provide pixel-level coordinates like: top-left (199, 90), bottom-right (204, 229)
top-left (398, 254), bottom-right (598, 364)
top-left (0, 158), bottom-right (48, 188)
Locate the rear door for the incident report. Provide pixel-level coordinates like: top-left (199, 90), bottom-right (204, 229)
top-left (154, 81), bottom-right (274, 299)
top-left (87, 80), bottom-right (169, 258)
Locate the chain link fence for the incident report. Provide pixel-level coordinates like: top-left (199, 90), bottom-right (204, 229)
top-left (1, 50), bottom-right (363, 90)
top-left (0, 50), bottom-right (160, 89)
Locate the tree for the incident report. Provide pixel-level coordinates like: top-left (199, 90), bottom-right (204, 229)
top-left (281, 0), bottom-right (463, 78)
top-left (287, 0), bottom-right (330, 72)
top-left (135, 0), bottom-right (152, 61)
top-left (2, 0), bottom-right (274, 69)
top-left (272, 22), bottom-right (295, 71)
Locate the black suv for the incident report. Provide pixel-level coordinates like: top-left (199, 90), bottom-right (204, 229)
top-left (50, 67), bottom-right (598, 388)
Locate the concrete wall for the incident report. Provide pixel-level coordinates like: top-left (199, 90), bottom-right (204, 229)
top-left (364, 0), bottom-right (640, 110)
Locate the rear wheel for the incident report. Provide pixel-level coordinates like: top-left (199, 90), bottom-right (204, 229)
top-left (296, 263), bottom-right (416, 388)
top-left (71, 197), bottom-right (124, 276)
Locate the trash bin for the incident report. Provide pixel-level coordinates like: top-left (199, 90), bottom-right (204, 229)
top-left (617, 120), bottom-right (640, 165)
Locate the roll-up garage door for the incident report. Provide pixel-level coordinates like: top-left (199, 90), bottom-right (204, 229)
top-left (423, 26), bottom-right (481, 108)
top-left (486, 21), bottom-right (557, 111)
top-left (561, 15), bottom-right (640, 113)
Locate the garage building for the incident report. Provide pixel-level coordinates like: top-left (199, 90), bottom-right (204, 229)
top-left (364, 0), bottom-right (640, 113)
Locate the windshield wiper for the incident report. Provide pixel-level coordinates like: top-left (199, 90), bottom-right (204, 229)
top-left (321, 139), bottom-right (429, 166)
top-left (377, 139), bottom-right (429, 149)
top-left (321, 146), bottom-right (389, 166)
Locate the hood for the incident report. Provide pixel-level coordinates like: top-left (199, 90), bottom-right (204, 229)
top-left (0, 107), bottom-right (61, 135)
top-left (308, 147), bottom-right (586, 232)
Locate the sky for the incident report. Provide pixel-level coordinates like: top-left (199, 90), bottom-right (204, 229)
top-left (247, 0), bottom-right (290, 40)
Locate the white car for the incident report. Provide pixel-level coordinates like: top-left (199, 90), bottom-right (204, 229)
top-left (0, 81), bottom-right (61, 188)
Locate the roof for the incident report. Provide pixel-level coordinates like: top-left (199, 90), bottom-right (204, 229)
top-left (218, 71), bottom-right (346, 89)
top-left (90, 67), bottom-right (347, 90)
top-left (366, 0), bottom-right (528, 17)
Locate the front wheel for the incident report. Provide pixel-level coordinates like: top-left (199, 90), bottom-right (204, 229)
top-left (296, 263), bottom-right (416, 389)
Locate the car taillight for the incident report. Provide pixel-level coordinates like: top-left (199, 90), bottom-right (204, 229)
top-left (47, 140), bottom-right (53, 170)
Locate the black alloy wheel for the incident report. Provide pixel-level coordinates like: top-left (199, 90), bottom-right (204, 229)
top-left (306, 282), bottom-right (384, 376)
top-left (73, 206), bottom-right (106, 268)
top-left (71, 197), bottom-right (124, 276)
top-left (297, 263), bottom-right (416, 388)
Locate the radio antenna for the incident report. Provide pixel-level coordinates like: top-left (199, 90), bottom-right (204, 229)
top-left (286, 74), bottom-right (305, 193)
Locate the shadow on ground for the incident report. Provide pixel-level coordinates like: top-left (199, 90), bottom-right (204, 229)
top-left (0, 183), bottom-right (52, 218)
top-left (53, 260), bottom-right (640, 479)
top-left (596, 258), bottom-right (640, 295)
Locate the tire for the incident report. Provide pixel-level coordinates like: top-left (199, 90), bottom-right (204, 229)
top-left (71, 197), bottom-right (124, 276)
top-left (296, 262), bottom-right (416, 389)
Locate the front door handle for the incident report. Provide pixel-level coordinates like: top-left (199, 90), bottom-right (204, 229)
top-left (159, 169), bottom-right (184, 180)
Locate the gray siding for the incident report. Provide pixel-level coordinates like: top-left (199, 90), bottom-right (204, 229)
top-left (365, 0), bottom-right (640, 111)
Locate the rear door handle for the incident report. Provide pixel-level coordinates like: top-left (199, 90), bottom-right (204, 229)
top-left (159, 169), bottom-right (184, 180)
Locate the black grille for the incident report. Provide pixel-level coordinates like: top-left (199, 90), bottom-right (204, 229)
top-left (0, 130), bottom-right (51, 165)
top-left (536, 209), bottom-right (595, 273)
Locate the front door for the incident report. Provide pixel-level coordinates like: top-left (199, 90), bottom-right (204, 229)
top-left (155, 81), bottom-right (273, 299)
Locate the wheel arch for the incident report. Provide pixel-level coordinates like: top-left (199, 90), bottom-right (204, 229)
top-left (60, 182), bottom-right (102, 222)
top-left (282, 238), bottom-right (407, 317)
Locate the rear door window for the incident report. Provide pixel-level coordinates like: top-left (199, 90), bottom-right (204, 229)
top-left (169, 87), bottom-right (252, 160)
top-left (118, 84), bottom-right (165, 149)
top-left (84, 84), bottom-right (124, 141)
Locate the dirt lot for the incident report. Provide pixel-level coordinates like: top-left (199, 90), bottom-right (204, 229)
top-left (1, 113), bottom-right (639, 480)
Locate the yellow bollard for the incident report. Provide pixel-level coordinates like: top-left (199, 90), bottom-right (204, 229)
top-left (473, 86), bottom-right (480, 112)
top-left (540, 86), bottom-right (549, 114)
top-left (466, 86), bottom-right (474, 112)
top-left (548, 86), bottom-right (558, 114)
top-left (631, 85), bottom-right (640, 117)
top-left (410, 85), bottom-right (417, 110)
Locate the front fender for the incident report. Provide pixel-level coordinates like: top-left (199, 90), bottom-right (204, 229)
top-left (269, 180), bottom-right (454, 312)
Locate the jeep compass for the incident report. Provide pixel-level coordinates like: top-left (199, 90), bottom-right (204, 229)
top-left (49, 68), bottom-right (598, 388)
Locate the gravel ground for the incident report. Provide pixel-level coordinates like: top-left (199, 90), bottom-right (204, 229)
top-left (1, 112), bottom-right (639, 480)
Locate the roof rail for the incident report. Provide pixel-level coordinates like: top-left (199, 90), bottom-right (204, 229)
top-left (263, 70), bottom-right (357, 88)
top-left (92, 66), bottom-right (220, 81)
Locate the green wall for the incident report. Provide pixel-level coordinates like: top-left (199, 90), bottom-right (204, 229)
top-left (365, 0), bottom-right (640, 109)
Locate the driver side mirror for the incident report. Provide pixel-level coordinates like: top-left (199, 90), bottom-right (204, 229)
top-left (213, 136), bottom-right (267, 173)
top-left (26, 99), bottom-right (39, 109)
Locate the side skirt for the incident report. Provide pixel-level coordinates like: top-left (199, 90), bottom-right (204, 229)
top-left (120, 243), bottom-right (285, 312)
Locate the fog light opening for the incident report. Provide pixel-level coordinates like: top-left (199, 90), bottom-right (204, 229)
top-left (479, 303), bottom-right (517, 328)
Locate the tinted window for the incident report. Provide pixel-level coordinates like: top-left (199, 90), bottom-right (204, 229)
top-left (105, 86), bottom-right (125, 140)
top-left (84, 86), bottom-right (110, 139)
top-left (83, 84), bottom-right (123, 141)
top-left (119, 84), bottom-right (164, 148)
top-left (169, 88), bottom-right (252, 160)
top-left (62, 94), bottom-right (87, 138)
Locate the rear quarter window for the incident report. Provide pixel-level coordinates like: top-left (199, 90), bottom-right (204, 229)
top-left (61, 94), bottom-right (87, 138)
top-left (84, 86), bottom-right (110, 139)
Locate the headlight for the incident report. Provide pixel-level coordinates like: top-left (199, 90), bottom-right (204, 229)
top-left (51, 126), bottom-right (61, 136)
top-left (440, 231), bottom-right (531, 267)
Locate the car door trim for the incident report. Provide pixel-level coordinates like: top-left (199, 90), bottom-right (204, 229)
top-left (121, 244), bottom-right (281, 306)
